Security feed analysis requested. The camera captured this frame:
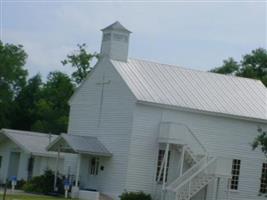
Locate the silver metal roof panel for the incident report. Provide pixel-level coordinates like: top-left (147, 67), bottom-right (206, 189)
top-left (111, 58), bottom-right (267, 121)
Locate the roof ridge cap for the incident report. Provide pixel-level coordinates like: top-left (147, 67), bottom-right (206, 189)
top-left (2, 129), bottom-right (58, 137)
top-left (2, 128), bottom-right (57, 137)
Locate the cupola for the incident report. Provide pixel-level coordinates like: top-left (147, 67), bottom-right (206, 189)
top-left (100, 21), bottom-right (131, 62)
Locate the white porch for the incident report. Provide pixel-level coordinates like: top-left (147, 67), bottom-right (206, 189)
top-left (0, 129), bottom-right (64, 183)
top-left (47, 134), bottom-right (112, 200)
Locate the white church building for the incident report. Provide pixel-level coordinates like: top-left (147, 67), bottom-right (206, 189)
top-left (47, 22), bottom-right (267, 200)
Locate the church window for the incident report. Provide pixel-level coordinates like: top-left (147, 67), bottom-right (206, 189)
top-left (113, 33), bottom-right (128, 42)
top-left (103, 33), bottom-right (111, 41)
top-left (90, 157), bottom-right (100, 175)
top-left (260, 163), bottom-right (267, 193)
top-left (156, 149), bottom-right (170, 183)
top-left (230, 159), bottom-right (241, 190)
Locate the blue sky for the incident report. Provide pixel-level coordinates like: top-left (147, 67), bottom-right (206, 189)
top-left (1, 1), bottom-right (266, 78)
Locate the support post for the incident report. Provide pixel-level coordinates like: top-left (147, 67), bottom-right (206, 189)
top-left (54, 146), bottom-right (60, 191)
top-left (71, 155), bottom-right (81, 199)
top-left (157, 151), bottom-right (166, 183)
top-left (215, 177), bottom-right (220, 200)
top-left (3, 180), bottom-right (7, 200)
top-left (188, 181), bottom-right (192, 200)
top-left (75, 154), bottom-right (81, 187)
top-left (162, 143), bottom-right (170, 190)
top-left (226, 178), bottom-right (230, 200)
top-left (212, 177), bottom-right (219, 200)
top-left (179, 145), bottom-right (185, 176)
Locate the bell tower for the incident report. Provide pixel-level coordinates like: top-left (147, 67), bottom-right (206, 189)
top-left (100, 21), bottom-right (131, 62)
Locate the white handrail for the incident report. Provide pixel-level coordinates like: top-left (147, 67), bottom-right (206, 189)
top-left (161, 122), bottom-right (207, 155)
top-left (173, 157), bottom-right (217, 192)
top-left (174, 122), bottom-right (207, 154)
top-left (160, 121), bottom-right (211, 199)
top-left (166, 155), bottom-right (207, 190)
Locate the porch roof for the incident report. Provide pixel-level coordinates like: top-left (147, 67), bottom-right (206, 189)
top-left (0, 129), bottom-right (60, 158)
top-left (46, 134), bottom-right (112, 157)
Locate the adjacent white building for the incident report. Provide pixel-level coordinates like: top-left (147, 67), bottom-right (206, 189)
top-left (47, 22), bottom-right (267, 200)
top-left (0, 129), bottom-right (64, 183)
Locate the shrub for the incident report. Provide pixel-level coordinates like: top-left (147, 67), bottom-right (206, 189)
top-left (16, 179), bottom-right (26, 189)
top-left (120, 191), bottom-right (152, 200)
top-left (23, 170), bottom-right (64, 194)
top-left (7, 179), bottom-right (26, 189)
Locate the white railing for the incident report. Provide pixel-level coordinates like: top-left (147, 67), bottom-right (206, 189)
top-left (166, 155), bottom-right (208, 191)
top-left (158, 122), bottom-right (218, 200)
top-left (159, 122), bottom-right (207, 156)
top-left (175, 157), bottom-right (217, 199)
top-left (182, 123), bottom-right (207, 155)
top-left (184, 145), bottom-right (200, 163)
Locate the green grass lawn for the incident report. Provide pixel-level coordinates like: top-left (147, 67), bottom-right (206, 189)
top-left (0, 194), bottom-right (73, 200)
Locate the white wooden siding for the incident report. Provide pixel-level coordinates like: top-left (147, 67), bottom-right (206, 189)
top-left (125, 105), bottom-right (162, 195)
top-left (68, 58), bottom-right (136, 199)
top-left (0, 139), bottom-right (19, 182)
top-left (63, 153), bottom-right (78, 176)
top-left (126, 103), bottom-right (267, 200)
top-left (32, 156), bottom-right (64, 177)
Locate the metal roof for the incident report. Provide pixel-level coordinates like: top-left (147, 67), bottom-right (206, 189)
top-left (111, 58), bottom-right (267, 121)
top-left (0, 129), bottom-right (59, 157)
top-left (47, 134), bottom-right (112, 157)
top-left (101, 21), bottom-right (131, 33)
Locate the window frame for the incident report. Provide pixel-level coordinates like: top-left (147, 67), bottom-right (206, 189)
top-left (260, 163), bottom-right (267, 194)
top-left (156, 149), bottom-right (171, 183)
top-left (230, 159), bottom-right (241, 191)
top-left (89, 157), bottom-right (100, 176)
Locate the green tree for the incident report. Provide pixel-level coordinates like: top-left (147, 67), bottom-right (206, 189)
top-left (210, 57), bottom-right (239, 75)
top-left (252, 128), bottom-right (267, 156)
top-left (0, 41), bottom-right (28, 128)
top-left (61, 43), bottom-right (99, 85)
top-left (238, 48), bottom-right (267, 85)
top-left (210, 48), bottom-right (267, 86)
top-left (12, 74), bottom-right (42, 131)
top-left (31, 71), bottom-right (74, 134)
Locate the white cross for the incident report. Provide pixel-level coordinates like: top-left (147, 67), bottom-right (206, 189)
top-left (96, 74), bottom-right (111, 127)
